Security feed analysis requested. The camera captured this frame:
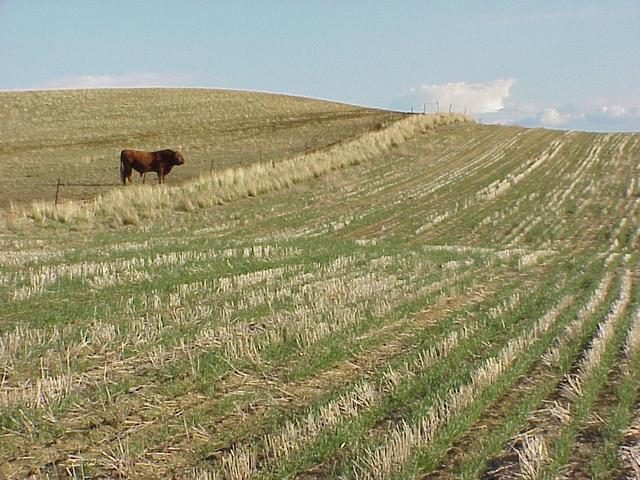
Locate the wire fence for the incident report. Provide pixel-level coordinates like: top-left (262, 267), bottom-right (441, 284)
top-left (406, 102), bottom-right (469, 115)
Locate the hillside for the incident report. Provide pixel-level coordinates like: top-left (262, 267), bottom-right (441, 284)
top-left (1, 90), bottom-right (640, 479)
top-left (0, 89), bottom-right (402, 208)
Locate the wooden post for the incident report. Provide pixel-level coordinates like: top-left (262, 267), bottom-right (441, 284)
top-left (423, 102), bottom-right (426, 114)
top-left (449, 103), bottom-right (453, 113)
top-left (54, 178), bottom-right (61, 205)
top-left (210, 157), bottom-right (214, 174)
top-left (464, 106), bottom-right (467, 115)
top-left (410, 107), bottom-right (414, 114)
top-left (436, 101), bottom-right (439, 112)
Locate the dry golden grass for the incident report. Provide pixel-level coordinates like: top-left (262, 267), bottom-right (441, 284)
top-left (0, 88), bottom-right (402, 209)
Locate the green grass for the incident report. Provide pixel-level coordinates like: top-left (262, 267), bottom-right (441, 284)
top-left (588, 352), bottom-right (640, 478)
top-left (441, 256), bottom-right (624, 478)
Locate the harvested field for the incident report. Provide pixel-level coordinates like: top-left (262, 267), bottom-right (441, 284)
top-left (0, 88), bottom-right (639, 479)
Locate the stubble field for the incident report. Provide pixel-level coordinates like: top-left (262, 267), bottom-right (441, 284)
top-left (0, 89), bottom-right (639, 479)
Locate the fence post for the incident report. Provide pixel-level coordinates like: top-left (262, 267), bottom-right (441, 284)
top-left (449, 103), bottom-right (453, 113)
top-left (54, 178), bottom-right (61, 206)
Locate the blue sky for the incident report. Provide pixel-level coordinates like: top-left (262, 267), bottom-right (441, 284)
top-left (1, 1), bottom-right (639, 131)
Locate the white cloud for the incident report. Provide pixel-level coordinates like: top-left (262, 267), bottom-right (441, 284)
top-left (392, 78), bottom-right (639, 131)
top-left (35, 72), bottom-right (196, 90)
top-left (599, 105), bottom-right (630, 118)
top-left (463, 89), bottom-right (640, 132)
top-left (539, 107), bottom-right (575, 126)
top-left (392, 78), bottom-right (516, 114)
top-left (517, 102), bottom-right (640, 132)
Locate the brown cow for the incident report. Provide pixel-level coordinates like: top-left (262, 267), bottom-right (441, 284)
top-left (120, 149), bottom-right (186, 185)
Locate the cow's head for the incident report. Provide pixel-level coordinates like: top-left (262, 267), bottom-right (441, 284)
top-left (172, 150), bottom-right (186, 166)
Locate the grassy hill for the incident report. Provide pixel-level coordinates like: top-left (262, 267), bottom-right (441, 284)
top-left (1, 89), bottom-right (640, 479)
top-left (0, 88), bottom-right (402, 208)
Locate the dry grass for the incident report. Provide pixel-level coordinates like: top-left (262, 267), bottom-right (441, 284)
top-left (21, 112), bottom-right (469, 226)
top-left (514, 433), bottom-right (549, 479)
top-left (0, 88), bottom-right (403, 209)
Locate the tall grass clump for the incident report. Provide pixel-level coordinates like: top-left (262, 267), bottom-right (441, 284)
top-left (24, 113), bottom-right (469, 226)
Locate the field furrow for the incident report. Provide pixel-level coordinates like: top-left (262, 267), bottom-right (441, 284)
top-left (482, 259), bottom-right (635, 480)
top-left (563, 300), bottom-right (640, 479)
top-left (418, 258), bottom-right (616, 479)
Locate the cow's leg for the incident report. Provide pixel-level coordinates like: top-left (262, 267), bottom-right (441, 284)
top-left (142, 173), bottom-right (146, 184)
top-left (121, 161), bottom-right (133, 185)
top-left (158, 167), bottom-right (165, 184)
